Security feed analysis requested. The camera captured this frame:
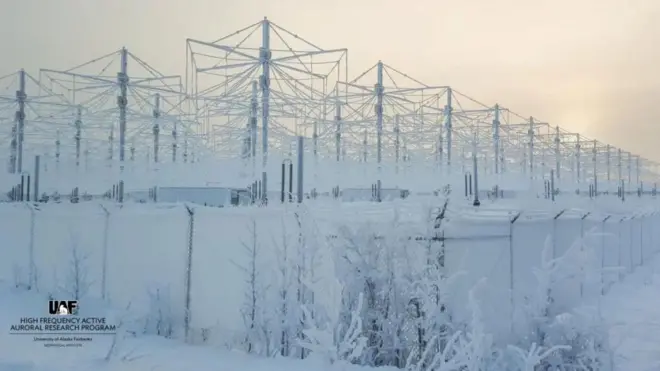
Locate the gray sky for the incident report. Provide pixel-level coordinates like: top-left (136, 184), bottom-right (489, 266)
top-left (3, 0), bottom-right (660, 159)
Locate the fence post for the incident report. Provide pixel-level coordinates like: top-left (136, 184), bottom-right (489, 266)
top-left (118, 181), bottom-right (124, 203)
top-left (552, 210), bottom-right (566, 260)
top-left (618, 217), bottom-right (625, 281)
top-left (601, 215), bottom-right (612, 295)
top-left (472, 151), bottom-right (480, 206)
top-left (25, 203), bottom-right (37, 290)
top-left (509, 212), bottom-right (522, 335)
top-left (464, 173), bottom-right (469, 197)
top-left (579, 212), bottom-right (591, 299)
top-left (99, 204), bottom-right (111, 300)
top-left (184, 204), bottom-right (195, 343)
top-left (20, 174), bottom-right (25, 201)
top-left (629, 215), bottom-right (636, 272)
top-left (580, 212), bottom-right (591, 237)
top-left (297, 136), bottom-right (304, 203)
top-left (288, 163), bottom-right (293, 202)
top-left (34, 155), bottom-right (40, 202)
top-left (281, 162), bottom-right (286, 203)
top-left (640, 213), bottom-right (645, 266)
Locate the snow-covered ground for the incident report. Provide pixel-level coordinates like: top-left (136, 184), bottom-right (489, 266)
top-left (603, 253), bottom-right (660, 371)
top-left (0, 281), bottom-right (395, 371)
top-left (1, 250), bottom-right (659, 370)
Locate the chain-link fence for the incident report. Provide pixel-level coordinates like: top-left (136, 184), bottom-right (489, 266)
top-left (441, 207), bottom-right (659, 340)
top-left (0, 201), bottom-right (657, 344)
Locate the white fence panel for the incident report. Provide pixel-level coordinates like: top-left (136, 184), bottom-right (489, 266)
top-left (602, 217), bottom-right (622, 289)
top-left (631, 218), bottom-right (642, 267)
top-left (444, 215), bottom-right (512, 341)
top-left (552, 213), bottom-right (583, 312)
top-left (512, 218), bottom-right (552, 308)
top-left (620, 220), bottom-right (633, 273)
top-left (0, 200), bottom-right (659, 346)
top-left (106, 204), bottom-right (189, 334)
top-left (189, 207), bottom-right (291, 340)
top-left (0, 205), bottom-right (30, 284)
top-left (32, 204), bottom-right (105, 296)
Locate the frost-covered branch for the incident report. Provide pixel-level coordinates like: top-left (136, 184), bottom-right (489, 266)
top-left (299, 290), bottom-right (367, 365)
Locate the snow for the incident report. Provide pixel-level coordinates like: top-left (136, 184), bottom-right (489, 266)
top-left (0, 194), bottom-right (659, 370)
top-left (1, 198), bottom-right (655, 342)
top-left (2, 252), bottom-right (659, 370)
top-left (0, 281), bottom-right (396, 371)
top-left (603, 254), bottom-right (660, 371)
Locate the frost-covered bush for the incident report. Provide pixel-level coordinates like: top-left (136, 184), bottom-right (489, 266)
top-left (510, 233), bottom-right (614, 370)
top-left (143, 285), bottom-right (174, 338)
top-left (56, 237), bottom-right (93, 301)
top-left (233, 202), bottom-right (617, 371)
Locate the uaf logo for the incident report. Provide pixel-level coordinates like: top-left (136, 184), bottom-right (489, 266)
top-left (48, 300), bottom-right (78, 315)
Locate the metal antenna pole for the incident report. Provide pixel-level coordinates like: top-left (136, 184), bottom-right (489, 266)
top-left (437, 113), bottom-right (443, 169)
top-left (335, 94), bottom-right (342, 162)
top-left (183, 136), bottom-right (188, 163)
top-left (75, 105), bottom-right (82, 168)
top-left (617, 148), bottom-right (622, 184)
top-left (445, 88), bottom-right (453, 172)
top-left (55, 129), bottom-right (61, 170)
top-left (16, 69), bottom-right (26, 173)
top-left (541, 129), bottom-right (547, 179)
top-left (550, 169), bottom-right (555, 201)
top-left (9, 125), bottom-right (17, 173)
top-left (297, 136), bottom-right (304, 203)
top-left (250, 81), bottom-right (258, 178)
top-left (260, 17), bottom-right (271, 203)
top-left (363, 130), bottom-right (368, 162)
top-left (153, 93), bottom-right (160, 163)
top-left (172, 122), bottom-right (177, 163)
top-left (472, 133), bottom-right (480, 206)
top-left (242, 108), bottom-right (250, 166)
top-left (313, 114), bottom-right (318, 170)
top-left (395, 114), bottom-right (400, 174)
top-left (592, 140), bottom-right (597, 195)
top-left (313, 118), bottom-right (318, 163)
top-left (117, 48), bottom-right (128, 173)
top-left (107, 125), bottom-right (113, 166)
top-left (493, 104), bottom-right (500, 174)
top-left (501, 125), bottom-right (506, 174)
top-left (375, 61), bottom-right (384, 166)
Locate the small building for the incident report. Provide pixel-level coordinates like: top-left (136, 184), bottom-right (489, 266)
top-left (150, 186), bottom-right (251, 207)
top-left (340, 187), bottom-right (409, 202)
